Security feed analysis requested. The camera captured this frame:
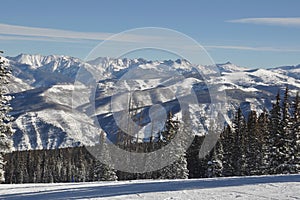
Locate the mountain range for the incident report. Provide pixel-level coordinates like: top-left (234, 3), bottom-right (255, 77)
top-left (4, 54), bottom-right (300, 151)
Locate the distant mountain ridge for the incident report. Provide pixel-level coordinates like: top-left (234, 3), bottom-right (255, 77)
top-left (5, 54), bottom-right (300, 150)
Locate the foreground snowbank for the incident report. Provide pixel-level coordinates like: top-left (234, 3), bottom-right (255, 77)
top-left (0, 174), bottom-right (299, 200)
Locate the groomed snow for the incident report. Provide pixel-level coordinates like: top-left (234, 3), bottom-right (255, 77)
top-left (0, 174), bottom-right (299, 200)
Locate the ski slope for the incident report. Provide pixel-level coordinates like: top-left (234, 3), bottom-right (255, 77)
top-left (0, 174), bottom-right (299, 200)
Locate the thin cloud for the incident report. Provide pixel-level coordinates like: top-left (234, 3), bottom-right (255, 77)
top-left (0, 34), bottom-right (91, 43)
top-left (227, 17), bottom-right (300, 27)
top-left (205, 45), bottom-right (300, 52)
top-left (2, 23), bottom-right (300, 54)
top-left (0, 23), bottom-right (160, 43)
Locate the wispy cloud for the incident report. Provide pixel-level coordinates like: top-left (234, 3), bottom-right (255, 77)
top-left (227, 17), bottom-right (300, 27)
top-left (0, 34), bottom-right (90, 43)
top-left (2, 23), bottom-right (299, 54)
top-left (0, 23), bottom-right (159, 43)
top-left (205, 45), bottom-right (300, 52)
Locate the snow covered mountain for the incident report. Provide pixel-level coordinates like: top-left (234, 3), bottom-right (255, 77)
top-left (5, 54), bottom-right (300, 150)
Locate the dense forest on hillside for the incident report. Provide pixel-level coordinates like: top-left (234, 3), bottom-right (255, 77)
top-left (3, 87), bottom-right (300, 183)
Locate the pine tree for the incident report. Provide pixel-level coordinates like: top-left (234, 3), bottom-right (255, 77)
top-left (207, 139), bottom-right (223, 178)
top-left (282, 87), bottom-right (292, 136)
top-left (232, 108), bottom-right (247, 176)
top-left (258, 109), bottom-right (270, 174)
top-left (245, 110), bottom-right (261, 175)
top-left (291, 92), bottom-right (300, 172)
top-left (93, 131), bottom-right (117, 181)
top-left (34, 150), bottom-right (42, 183)
top-left (41, 150), bottom-right (50, 183)
top-left (221, 125), bottom-right (234, 177)
top-left (269, 87), bottom-right (294, 174)
top-left (268, 91), bottom-right (284, 174)
top-left (282, 86), bottom-right (293, 167)
top-left (14, 151), bottom-right (24, 183)
top-left (161, 112), bottom-right (179, 143)
top-left (0, 52), bottom-right (13, 183)
top-left (75, 147), bottom-right (87, 182)
top-left (158, 114), bottom-right (189, 179)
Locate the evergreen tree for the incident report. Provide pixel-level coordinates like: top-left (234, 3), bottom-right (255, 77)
top-left (41, 150), bottom-right (50, 183)
top-left (245, 110), bottom-right (261, 175)
top-left (221, 125), bottom-right (234, 176)
top-left (232, 108), bottom-right (247, 176)
top-left (186, 135), bottom-right (207, 178)
top-left (258, 109), bottom-right (270, 174)
top-left (76, 147), bottom-right (87, 182)
top-left (158, 113), bottom-right (189, 179)
top-left (207, 139), bottom-right (223, 178)
top-left (158, 142), bottom-right (189, 179)
top-left (291, 92), bottom-right (300, 172)
top-left (269, 88), bottom-right (295, 174)
top-left (268, 91), bottom-right (284, 174)
top-left (282, 87), bottom-right (292, 137)
top-left (280, 86), bottom-right (295, 172)
top-left (34, 150), bottom-right (42, 183)
top-left (0, 52), bottom-right (13, 183)
top-left (161, 112), bottom-right (179, 143)
top-left (93, 132), bottom-right (117, 181)
top-left (283, 87), bottom-right (293, 145)
top-left (14, 151), bottom-right (24, 183)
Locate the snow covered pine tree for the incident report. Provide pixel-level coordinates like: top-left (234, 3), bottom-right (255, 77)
top-left (0, 51), bottom-right (13, 183)
top-left (291, 92), bottom-right (300, 172)
top-left (159, 113), bottom-right (189, 179)
top-left (93, 131), bottom-right (117, 181)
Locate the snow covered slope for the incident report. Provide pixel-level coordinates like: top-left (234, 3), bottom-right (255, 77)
top-left (5, 54), bottom-right (300, 150)
top-left (0, 174), bottom-right (299, 200)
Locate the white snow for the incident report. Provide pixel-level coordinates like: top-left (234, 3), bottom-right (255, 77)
top-left (0, 175), bottom-right (299, 200)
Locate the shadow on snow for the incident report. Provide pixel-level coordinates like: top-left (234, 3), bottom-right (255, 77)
top-left (1, 174), bottom-right (299, 200)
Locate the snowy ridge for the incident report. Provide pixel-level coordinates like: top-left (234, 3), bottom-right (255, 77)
top-left (271, 64), bottom-right (300, 80)
top-left (5, 54), bottom-right (300, 150)
top-left (217, 61), bottom-right (248, 73)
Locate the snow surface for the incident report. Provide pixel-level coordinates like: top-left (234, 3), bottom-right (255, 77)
top-left (0, 175), bottom-right (299, 200)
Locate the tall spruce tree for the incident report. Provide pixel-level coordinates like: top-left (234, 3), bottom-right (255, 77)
top-left (221, 125), bottom-right (235, 176)
top-left (280, 86), bottom-right (295, 172)
top-left (245, 110), bottom-right (261, 175)
top-left (0, 52), bottom-right (13, 183)
top-left (93, 131), bottom-right (117, 181)
top-left (232, 108), bottom-right (247, 176)
top-left (158, 113), bottom-right (189, 179)
top-left (282, 87), bottom-right (292, 137)
top-left (291, 92), bottom-right (300, 172)
top-left (207, 139), bottom-right (224, 178)
top-left (258, 109), bottom-right (270, 174)
top-left (268, 91), bottom-right (283, 174)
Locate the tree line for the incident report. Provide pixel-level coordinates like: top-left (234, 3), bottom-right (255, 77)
top-left (200, 87), bottom-right (300, 177)
top-left (4, 115), bottom-right (189, 183)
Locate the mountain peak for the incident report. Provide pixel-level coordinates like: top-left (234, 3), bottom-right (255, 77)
top-left (7, 54), bottom-right (83, 70)
top-left (8, 54), bottom-right (57, 68)
top-left (217, 62), bottom-right (248, 73)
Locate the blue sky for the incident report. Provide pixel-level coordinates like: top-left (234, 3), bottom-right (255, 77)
top-left (1, 0), bottom-right (300, 68)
